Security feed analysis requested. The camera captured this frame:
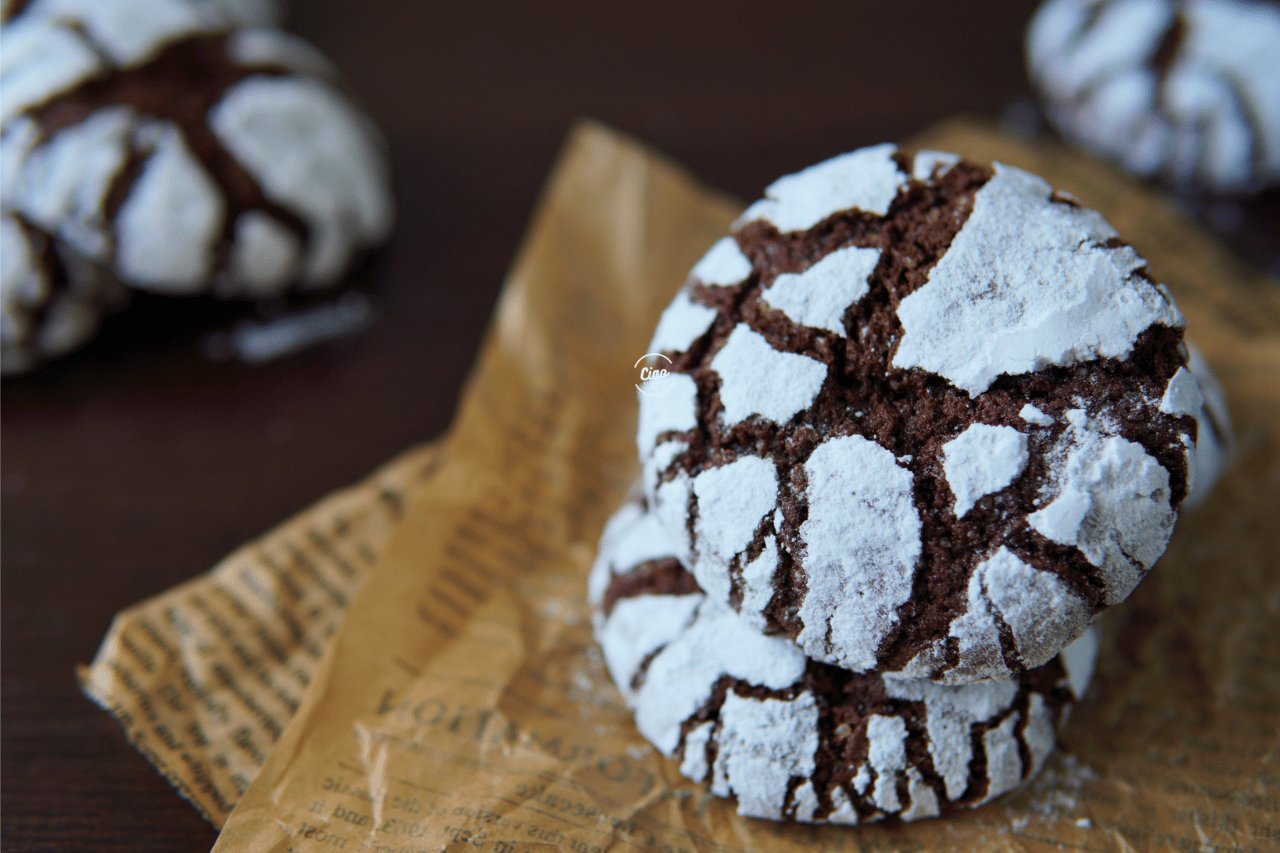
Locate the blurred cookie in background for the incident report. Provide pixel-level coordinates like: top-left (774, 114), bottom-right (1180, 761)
top-left (1027, 0), bottom-right (1280, 196)
top-left (0, 0), bottom-right (393, 373)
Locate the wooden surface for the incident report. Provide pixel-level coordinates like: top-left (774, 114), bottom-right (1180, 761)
top-left (1, 2), bottom-right (1274, 851)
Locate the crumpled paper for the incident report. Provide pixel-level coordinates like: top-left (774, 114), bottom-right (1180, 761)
top-left (79, 441), bottom-right (443, 824)
top-left (88, 118), bottom-right (1280, 852)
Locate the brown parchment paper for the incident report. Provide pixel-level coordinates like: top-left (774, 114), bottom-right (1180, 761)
top-left (78, 440), bottom-right (444, 825)
top-left (202, 118), bottom-right (1280, 853)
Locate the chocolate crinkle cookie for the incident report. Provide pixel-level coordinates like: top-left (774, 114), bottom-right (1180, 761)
top-left (0, 0), bottom-right (392, 372)
top-left (589, 500), bottom-right (1098, 824)
top-left (636, 143), bottom-right (1229, 686)
top-left (1027, 0), bottom-right (1280, 195)
top-left (1, 211), bottom-right (125, 373)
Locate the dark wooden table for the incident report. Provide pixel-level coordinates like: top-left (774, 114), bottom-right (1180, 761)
top-left (3, 2), bottom-right (1274, 850)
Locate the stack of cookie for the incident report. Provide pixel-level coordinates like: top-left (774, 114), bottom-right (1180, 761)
top-left (589, 145), bottom-right (1230, 822)
top-left (1, 0), bottom-right (394, 373)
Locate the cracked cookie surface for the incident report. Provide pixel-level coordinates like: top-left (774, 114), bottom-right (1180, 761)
top-left (637, 144), bottom-right (1205, 684)
top-left (589, 500), bottom-right (1097, 824)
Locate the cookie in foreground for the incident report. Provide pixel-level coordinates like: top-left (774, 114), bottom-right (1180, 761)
top-left (637, 143), bottom-right (1222, 684)
top-left (589, 500), bottom-right (1098, 824)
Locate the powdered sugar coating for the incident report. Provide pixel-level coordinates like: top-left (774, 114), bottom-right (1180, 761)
top-left (633, 600), bottom-right (807, 753)
top-left (690, 236), bottom-right (752, 286)
top-left (1029, 410), bottom-right (1175, 605)
top-left (710, 323), bottom-right (827, 426)
top-left (1, 213), bottom-right (115, 373)
top-left (735, 144), bottom-right (907, 232)
top-left (23, 0), bottom-right (204, 66)
top-left (760, 245), bottom-right (879, 335)
top-left (1028, 0), bottom-right (1280, 192)
top-left (942, 423), bottom-right (1029, 517)
top-left (115, 121), bottom-right (224, 290)
top-left (648, 291), bottom-right (717, 354)
top-left (981, 713), bottom-right (1025, 803)
top-left (912, 150), bottom-right (960, 182)
top-left (1020, 403), bottom-right (1056, 426)
top-left (893, 163), bottom-right (1183, 396)
top-left (1058, 628), bottom-right (1099, 699)
top-left (796, 434), bottom-right (920, 671)
top-left (1159, 366), bottom-right (1204, 419)
top-left (710, 692), bottom-right (819, 821)
top-left (0, 16), bottom-right (104, 127)
top-left (8, 106), bottom-right (134, 263)
top-left (1182, 342), bottom-right (1232, 508)
top-left (210, 76), bottom-right (393, 287)
top-left (599, 594), bottom-right (702, 703)
top-left (882, 673), bottom-right (1019, 800)
top-left (979, 547), bottom-right (1092, 670)
top-left (636, 372), bottom-right (698, 452)
top-left (227, 210), bottom-right (302, 295)
top-left (691, 455), bottom-right (777, 605)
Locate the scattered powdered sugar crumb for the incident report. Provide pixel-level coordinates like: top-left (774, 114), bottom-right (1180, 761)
top-left (1018, 752), bottom-right (1099, 821)
top-left (1028, 409), bottom-right (1175, 605)
top-left (893, 163), bottom-right (1183, 396)
top-left (734, 143), bottom-right (907, 232)
top-left (636, 372), bottom-right (698, 451)
top-left (980, 546), bottom-right (1091, 670)
top-left (942, 423), bottom-right (1029, 517)
top-left (690, 236), bottom-right (752, 286)
top-left (710, 323), bottom-right (827, 427)
top-left (710, 691), bottom-right (819, 821)
top-left (692, 455), bottom-right (777, 604)
top-left (797, 434), bottom-right (920, 671)
top-left (1158, 365), bottom-right (1204, 419)
top-left (912, 149), bottom-right (960, 181)
top-left (1019, 403), bottom-right (1055, 426)
top-left (760, 245), bottom-right (880, 335)
top-left (648, 291), bottom-right (718, 354)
